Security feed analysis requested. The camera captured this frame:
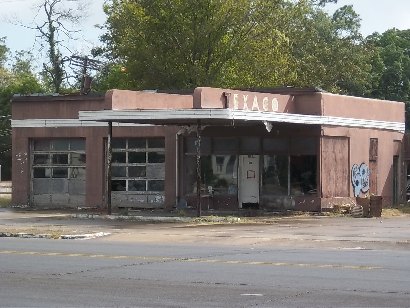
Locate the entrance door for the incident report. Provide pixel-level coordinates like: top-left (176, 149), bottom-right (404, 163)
top-left (239, 155), bottom-right (260, 208)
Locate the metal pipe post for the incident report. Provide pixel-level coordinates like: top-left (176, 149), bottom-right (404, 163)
top-left (107, 121), bottom-right (113, 215)
top-left (196, 121), bottom-right (202, 217)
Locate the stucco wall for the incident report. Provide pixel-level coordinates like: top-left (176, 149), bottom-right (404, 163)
top-left (12, 95), bottom-right (107, 120)
top-left (322, 126), bottom-right (404, 207)
top-left (106, 90), bottom-right (193, 110)
top-left (321, 93), bottom-right (404, 123)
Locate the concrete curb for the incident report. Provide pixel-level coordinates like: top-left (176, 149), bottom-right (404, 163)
top-left (0, 231), bottom-right (111, 240)
top-left (60, 232), bottom-right (111, 240)
top-left (73, 213), bottom-right (193, 223)
top-left (72, 213), bottom-right (242, 223)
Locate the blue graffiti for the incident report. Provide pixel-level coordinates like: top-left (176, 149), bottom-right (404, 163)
top-left (351, 163), bottom-right (370, 197)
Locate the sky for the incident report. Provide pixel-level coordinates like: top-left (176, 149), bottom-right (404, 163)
top-left (1, 0), bottom-right (410, 65)
top-left (0, 0), bottom-right (105, 65)
top-left (324, 0), bottom-right (410, 36)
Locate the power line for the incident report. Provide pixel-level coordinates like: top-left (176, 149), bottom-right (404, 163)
top-left (68, 55), bottom-right (103, 94)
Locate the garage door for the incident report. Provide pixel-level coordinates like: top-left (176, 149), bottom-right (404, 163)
top-left (31, 139), bottom-right (86, 208)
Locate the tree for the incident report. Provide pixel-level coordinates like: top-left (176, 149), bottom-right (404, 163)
top-left (33, 0), bottom-right (87, 93)
top-left (98, 0), bottom-right (370, 93)
top-left (284, 2), bottom-right (371, 94)
top-left (0, 38), bottom-right (11, 88)
top-left (364, 29), bottom-right (410, 126)
top-left (99, 0), bottom-right (299, 90)
top-left (0, 43), bottom-right (43, 180)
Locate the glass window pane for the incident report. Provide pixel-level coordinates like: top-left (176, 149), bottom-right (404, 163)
top-left (33, 154), bottom-right (49, 165)
top-left (183, 155), bottom-right (196, 194)
top-left (290, 138), bottom-right (317, 155)
top-left (112, 152), bottom-right (126, 163)
top-left (129, 166), bottom-right (146, 177)
top-left (34, 140), bottom-right (50, 151)
top-left (262, 155), bottom-right (288, 195)
top-left (184, 137), bottom-right (211, 155)
top-left (128, 138), bottom-right (146, 149)
top-left (129, 152), bottom-right (146, 163)
top-left (112, 180), bottom-right (126, 191)
top-left (52, 154), bottom-right (68, 165)
top-left (263, 138), bottom-right (289, 153)
top-left (241, 137), bottom-right (260, 153)
top-left (112, 138), bottom-right (126, 149)
top-left (201, 155), bottom-right (238, 195)
top-left (52, 168), bottom-right (68, 178)
top-left (290, 155), bottom-right (317, 195)
top-left (148, 138), bottom-right (165, 148)
top-left (146, 165), bottom-right (165, 179)
top-left (71, 167), bottom-right (86, 179)
top-left (71, 153), bottom-right (86, 165)
top-left (148, 180), bottom-right (164, 191)
top-left (129, 180), bottom-right (146, 191)
top-left (112, 166), bottom-right (126, 177)
top-left (33, 168), bottom-right (51, 178)
top-left (53, 139), bottom-right (69, 151)
top-left (70, 139), bottom-right (85, 151)
top-left (148, 152), bottom-right (165, 163)
top-left (213, 138), bottom-right (238, 153)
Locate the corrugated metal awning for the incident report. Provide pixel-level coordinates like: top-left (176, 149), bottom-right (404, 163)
top-left (78, 109), bottom-right (405, 132)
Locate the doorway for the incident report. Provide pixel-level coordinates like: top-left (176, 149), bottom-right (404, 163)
top-left (239, 155), bottom-right (260, 208)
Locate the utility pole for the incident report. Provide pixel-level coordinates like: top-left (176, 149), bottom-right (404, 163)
top-left (69, 55), bottom-right (102, 94)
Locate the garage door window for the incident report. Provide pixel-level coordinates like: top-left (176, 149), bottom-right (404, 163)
top-left (32, 139), bottom-right (86, 179)
top-left (111, 138), bottom-right (165, 192)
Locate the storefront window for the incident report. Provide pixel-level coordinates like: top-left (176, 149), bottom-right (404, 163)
top-left (183, 136), bottom-right (317, 198)
top-left (184, 155), bottom-right (238, 195)
top-left (241, 137), bottom-right (260, 153)
top-left (262, 155), bottom-right (288, 195)
top-left (213, 138), bottom-right (238, 153)
top-left (290, 155), bottom-right (317, 195)
top-left (184, 137), bottom-right (211, 155)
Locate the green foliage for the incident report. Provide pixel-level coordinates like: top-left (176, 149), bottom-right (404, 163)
top-left (286, 3), bottom-right (371, 95)
top-left (365, 29), bottom-right (410, 126)
top-left (98, 0), bottom-right (371, 94)
top-left (100, 0), bottom-right (299, 90)
top-left (92, 64), bottom-right (134, 92)
top-left (0, 37), bottom-right (8, 68)
top-left (0, 45), bottom-right (43, 180)
top-left (35, 0), bottom-right (87, 93)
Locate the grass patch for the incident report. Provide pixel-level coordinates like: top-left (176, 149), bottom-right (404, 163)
top-left (383, 204), bottom-right (410, 217)
top-left (0, 196), bottom-right (11, 208)
top-left (191, 215), bottom-right (246, 225)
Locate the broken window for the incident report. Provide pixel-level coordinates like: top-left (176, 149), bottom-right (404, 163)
top-left (262, 155), bottom-right (288, 195)
top-left (184, 155), bottom-right (238, 195)
top-left (290, 155), bottom-right (317, 195)
top-left (184, 136), bottom-right (317, 197)
top-left (32, 139), bottom-right (86, 180)
top-left (111, 138), bottom-right (165, 192)
top-left (31, 138), bottom-right (86, 207)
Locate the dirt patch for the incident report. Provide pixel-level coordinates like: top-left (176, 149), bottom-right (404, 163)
top-left (382, 206), bottom-right (410, 217)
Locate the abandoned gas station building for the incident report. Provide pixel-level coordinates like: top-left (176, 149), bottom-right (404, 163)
top-left (11, 87), bottom-right (406, 212)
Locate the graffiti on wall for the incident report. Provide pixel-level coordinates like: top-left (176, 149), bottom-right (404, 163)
top-left (351, 163), bottom-right (370, 197)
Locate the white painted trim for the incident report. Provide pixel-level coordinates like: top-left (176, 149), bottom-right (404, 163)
top-left (11, 119), bottom-right (155, 128)
top-left (12, 109), bottom-right (405, 133)
top-left (78, 109), bottom-right (405, 133)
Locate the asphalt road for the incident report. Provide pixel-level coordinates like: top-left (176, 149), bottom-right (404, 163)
top-left (1, 234), bottom-right (410, 307)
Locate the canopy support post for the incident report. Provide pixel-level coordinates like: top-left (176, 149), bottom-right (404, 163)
top-left (106, 121), bottom-right (112, 215)
top-left (196, 120), bottom-right (202, 217)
